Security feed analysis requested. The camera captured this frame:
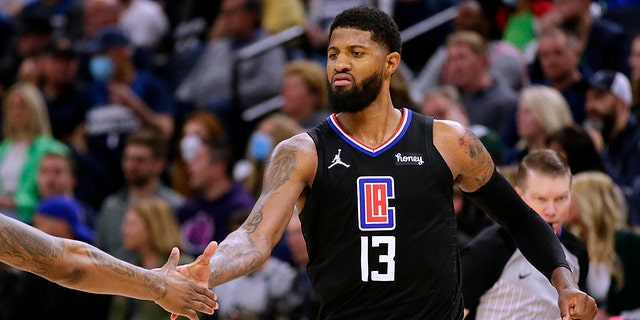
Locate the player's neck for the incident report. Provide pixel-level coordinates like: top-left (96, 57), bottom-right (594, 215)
top-left (336, 99), bottom-right (402, 148)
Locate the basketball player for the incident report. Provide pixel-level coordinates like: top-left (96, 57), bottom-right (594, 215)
top-left (181, 6), bottom-right (597, 319)
top-left (0, 213), bottom-right (216, 319)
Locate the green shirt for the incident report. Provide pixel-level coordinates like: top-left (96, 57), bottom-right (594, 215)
top-left (0, 136), bottom-right (69, 222)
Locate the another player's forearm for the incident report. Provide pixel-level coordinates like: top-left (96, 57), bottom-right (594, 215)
top-left (207, 229), bottom-right (271, 288)
top-left (0, 217), bottom-right (166, 300)
top-left (59, 241), bottom-right (167, 301)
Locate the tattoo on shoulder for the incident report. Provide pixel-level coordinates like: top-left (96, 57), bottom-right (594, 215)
top-left (263, 145), bottom-right (297, 193)
top-left (462, 131), bottom-right (484, 159)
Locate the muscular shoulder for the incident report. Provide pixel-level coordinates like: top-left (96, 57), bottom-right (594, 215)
top-left (433, 120), bottom-right (495, 192)
top-left (266, 133), bottom-right (318, 190)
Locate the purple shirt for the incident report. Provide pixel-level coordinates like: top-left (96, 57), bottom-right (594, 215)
top-left (177, 183), bottom-right (255, 255)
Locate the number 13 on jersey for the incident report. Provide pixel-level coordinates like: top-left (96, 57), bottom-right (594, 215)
top-left (357, 177), bottom-right (396, 282)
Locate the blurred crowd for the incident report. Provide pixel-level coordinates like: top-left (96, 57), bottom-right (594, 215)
top-left (0, 0), bottom-right (639, 319)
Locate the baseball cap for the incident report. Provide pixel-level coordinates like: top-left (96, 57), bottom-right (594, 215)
top-left (37, 196), bottom-right (94, 243)
top-left (587, 70), bottom-right (632, 106)
top-left (78, 26), bottom-right (130, 54)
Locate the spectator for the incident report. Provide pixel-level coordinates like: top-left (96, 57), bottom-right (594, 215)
top-left (108, 197), bottom-right (191, 320)
top-left (537, 0), bottom-right (631, 75)
top-left (0, 82), bottom-right (68, 222)
top-left (158, 0), bottom-right (220, 91)
top-left (172, 111), bottom-right (227, 197)
top-left (176, 0), bottom-right (286, 159)
top-left (235, 113), bottom-right (303, 199)
top-left (280, 59), bottom-right (330, 130)
top-left (501, 0), bottom-right (553, 52)
top-left (37, 151), bottom-right (97, 228)
top-left (504, 85), bottom-right (574, 164)
top-left (177, 137), bottom-right (255, 256)
top-left (443, 30), bottom-right (519, 142)
top-left (17, 0), bottom-right (84, 40)
top-left (462, 149), bottom-right (589, 319)
top-left (411, 0), bottom-right (527, 102)
top-left (14, 196), bottom-right (109, 320)
top-left (570, 171), bottom-right (640, 318)
top-left (81, 0), bottom-right (120, 39)
top-left (5, 9), bottom-right (54, 86)
top-left (39, 38), bottom-right (91, 145)
top-left (546, 125), bottom-right (606, 175)
top-left (585, 70), bottom-right (640, 190)
top-left (534, 28), bottom-right (591, 124)
top-left (95, 129), bottom-right (183, 262)
top-left (84, 26), bottom-right (174, 184)
top-left (420, 85), bottom-right (504, 164)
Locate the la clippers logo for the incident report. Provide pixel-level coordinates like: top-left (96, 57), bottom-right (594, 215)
top-left (357, 176), bottom-right (396, 231)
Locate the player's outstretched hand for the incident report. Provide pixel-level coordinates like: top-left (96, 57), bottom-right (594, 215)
top-left (558, 287), bottom-right (598, 320)
top-left (172, 242), bottom-right (219, 320)
top-left (177, 241), bottom-right (217, 286)
top-left (154, 247), bottom-right (216, 320)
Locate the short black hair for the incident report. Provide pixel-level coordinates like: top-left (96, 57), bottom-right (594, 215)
top-left (329, 6), bottom-right (402, 55)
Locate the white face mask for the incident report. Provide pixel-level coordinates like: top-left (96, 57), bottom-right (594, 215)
top-left (180, 134), bottom-right (202, 163)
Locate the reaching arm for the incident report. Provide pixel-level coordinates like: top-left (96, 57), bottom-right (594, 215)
top-left (186, 134), bottom-right (317, 288)
top-left (433, 120), bottom-right (597, 319)
top-left (0, 214), bottom-right (215, 319)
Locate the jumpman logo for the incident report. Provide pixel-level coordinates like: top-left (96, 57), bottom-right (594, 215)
top-left (328, 149), bottom-right (351, 169)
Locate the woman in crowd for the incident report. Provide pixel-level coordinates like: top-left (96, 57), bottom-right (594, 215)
top-left (504, 85), bottom-right (573, 164)
top-left (570, 171), bottom-right (640, 318)
top-left (0, 82), bottom-right (68, 222)
top-left (172, 111), bottom-right (226, 196)
top-left (110, 197), bottom-right (191, 320)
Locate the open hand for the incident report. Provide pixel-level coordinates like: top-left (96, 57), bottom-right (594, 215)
top-left (155, 247), bottom-right (216, 320)
top-left (173, 242), bottom-right (219, 320)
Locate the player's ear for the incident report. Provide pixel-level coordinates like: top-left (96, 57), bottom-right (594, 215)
top-left (385, 52), bottom-right (400, 76)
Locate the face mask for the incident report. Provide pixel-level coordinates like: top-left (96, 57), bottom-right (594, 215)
top-left (89, 55), bottom-right (114, 82)
top-left (249, 132), bottom-right (273, 162)
top-left (180, 134), bottom-right (202, 163)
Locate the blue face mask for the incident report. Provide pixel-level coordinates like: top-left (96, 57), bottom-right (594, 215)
top-left (249, 132), bottom-right (273, 162)
top-left (89, 55), bottom-right (114, 82)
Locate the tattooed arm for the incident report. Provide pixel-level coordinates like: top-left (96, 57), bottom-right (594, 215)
top-left (432, 120), bottom-right (494, 192)
top-left (183, 134), bottom-right (317, 288)
top-left (434, 120), bottom-right (597, 320)
top-left (0, 214), bottom-right (216, 320)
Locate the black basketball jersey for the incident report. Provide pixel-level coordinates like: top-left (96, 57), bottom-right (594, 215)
top-left (301, 109), bottom-right (464, 319)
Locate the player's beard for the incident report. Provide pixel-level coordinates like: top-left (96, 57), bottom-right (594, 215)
top-left (328, 69), bottom-right (383, 114)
